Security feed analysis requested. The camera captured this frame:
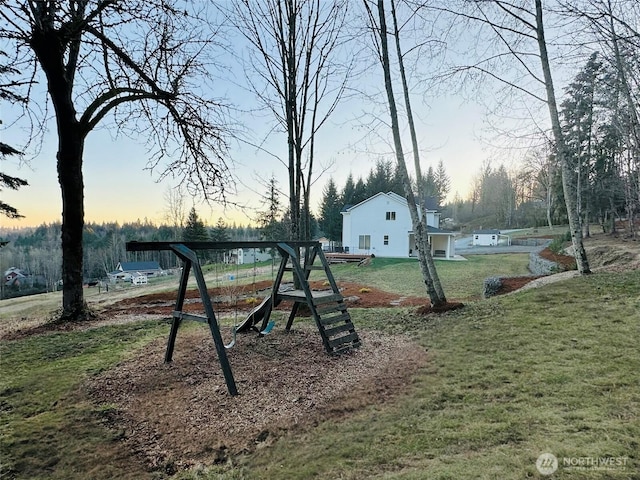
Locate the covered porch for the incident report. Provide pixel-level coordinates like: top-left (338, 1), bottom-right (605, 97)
top-left (408, 229), bottom-right (456, 259)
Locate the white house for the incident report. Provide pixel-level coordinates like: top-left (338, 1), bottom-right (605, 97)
top-left (472, 229), bottom-right (509, 246)
top-left (130, 272), bottom-right (148, 285)
top-left (341, 192), bottom-right (456, 259)
top-left (229, 248), bottom-right (273, 265)
top-left (108, 261), bottom-right (163, 282)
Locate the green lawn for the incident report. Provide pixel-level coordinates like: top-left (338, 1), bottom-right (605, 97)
top-left (1, 260), bottom-right (638, 479)
top-left (326, 254), bottom-right (531, 300)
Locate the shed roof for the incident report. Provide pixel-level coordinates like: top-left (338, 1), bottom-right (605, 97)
top-left (472, 229), bottom-right (501, 235)
top-left (117, 261), bottom-right (161, 272)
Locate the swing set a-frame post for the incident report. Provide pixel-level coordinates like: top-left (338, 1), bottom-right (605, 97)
top-left (168, 244), bottom-right (238, 396)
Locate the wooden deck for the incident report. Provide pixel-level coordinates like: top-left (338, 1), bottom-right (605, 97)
top-left (324, 253), bottom-right (372, 263)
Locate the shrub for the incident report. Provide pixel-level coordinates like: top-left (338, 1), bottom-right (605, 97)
top-left (483, 276), bottom-right (503, 298)
top-left (548, 231), bottom-right (571, 254)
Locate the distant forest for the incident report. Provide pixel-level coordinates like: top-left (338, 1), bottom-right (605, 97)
top-left (0, 219), bottom-right (264, 297)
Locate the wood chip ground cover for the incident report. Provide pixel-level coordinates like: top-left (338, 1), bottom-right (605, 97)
top-left (85, 326), bottom-right (429, 471)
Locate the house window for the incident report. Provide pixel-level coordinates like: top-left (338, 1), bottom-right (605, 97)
top-left (385, 211), bottom-right (396, 220)
top-left (383, 235), bottom-right (389, 245)
top-left (359, 235), bottom-right (371, 250)
top-left (492, 235), bottom-right (496, 240)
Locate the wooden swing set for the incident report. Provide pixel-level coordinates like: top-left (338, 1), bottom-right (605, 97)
top-left (125, 241), bottom-right (361, 396)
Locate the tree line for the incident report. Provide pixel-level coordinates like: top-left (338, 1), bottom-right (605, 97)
top-left (442, 50), bottom-right (639, 235)
top-left (0, 218), bottom-right (262, 298)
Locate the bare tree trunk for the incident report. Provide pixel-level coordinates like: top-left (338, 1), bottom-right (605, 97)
top-left (374, 0), bottom-right (444, 306)
top-left (390, 0), bottom-right (446, 302)
top-left (31, 23), bottom-right (90, 319)
top-left (546, 175), bottom-right (554, 229)
top-left (534, 0), bottom-right (591, 274)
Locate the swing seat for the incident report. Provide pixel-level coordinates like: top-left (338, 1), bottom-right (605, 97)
top-left (260, 320), bottom-right (276, 336)
top-left (225, 327), bottom-right (237, 349)
top-left (225, 319), bottom-right (275, 348)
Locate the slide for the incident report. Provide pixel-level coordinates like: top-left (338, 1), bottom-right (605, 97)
top-left (235, 296), bottom-right (273, 333)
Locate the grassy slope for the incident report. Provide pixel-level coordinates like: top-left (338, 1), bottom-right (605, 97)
top-left (0, 321), bottom-right (168, 479)
top-left (2, 257), bottom-right (639, 479)
top-left (229, 271), bottom-right (639, 479)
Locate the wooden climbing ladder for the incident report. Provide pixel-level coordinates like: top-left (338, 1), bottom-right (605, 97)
top-left (125, 240), bottom-right (360, 395)
top-left (273, 242), bottom-right (361, 354)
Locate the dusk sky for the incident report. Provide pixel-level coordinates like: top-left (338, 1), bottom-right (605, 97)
top-left (1, 93), bottom-right (491, 229)
top-left (0, 2), bottom-right (559, 230)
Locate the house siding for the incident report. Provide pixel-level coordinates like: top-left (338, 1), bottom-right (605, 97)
top-left (342, 194), bottom-right (410, 257)
top-left (341, 192), bottom-right (453, 258)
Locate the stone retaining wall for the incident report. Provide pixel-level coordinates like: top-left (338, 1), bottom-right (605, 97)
top-left (528, 250), bottom-right (559, 275)
top-left (511, 238), bottom-right (549, 246)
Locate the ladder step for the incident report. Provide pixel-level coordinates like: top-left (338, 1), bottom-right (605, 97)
top-left (320, 312), bottom-right (351, 326)
top-left (328, 332), bottom-right (360, 350)
top-left (305, 265), bottom-right (324, 271)
top-left (312, 293), bottom-right (343, 305)
top-left (323, 322), bottom-right (355, 337)
top-left (316, 302), bottom-right (346, 315)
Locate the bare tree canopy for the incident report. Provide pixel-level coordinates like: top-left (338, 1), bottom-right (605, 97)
top-left (223, 0), bottom-right (351, 241)
top-left (362, 0), bottom-right (447, 306)
top-left (1, 1), bottom-right (235, 320)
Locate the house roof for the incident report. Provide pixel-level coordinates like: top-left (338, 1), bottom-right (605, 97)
top-left (341, 192), bottom-right (402, 213)
top-left (421, 196), bottom-right (439, 211)
top-left (3, 267), bottom-right (26, 277)
top-left (408, 226), bottom-right (454, 236)
top-left (473, 229), bottom-right (501, 235)
top-left (426, 226), bottom-right (454, 235)
top-left (117, 261), bottom-right (161, 272)
top-left (342, 191), bottom-right (441, 214)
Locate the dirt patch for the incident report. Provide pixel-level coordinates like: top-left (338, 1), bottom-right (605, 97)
top-left (85, 326), bottom-right (429, 472)
top-left (537, 247), bottom-right (577, 270)
top-left (101, 280), bottom-right (431, 317)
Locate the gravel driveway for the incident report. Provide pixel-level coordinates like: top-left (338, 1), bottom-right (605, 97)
top-left (454, 235), bottom-right (551, 255)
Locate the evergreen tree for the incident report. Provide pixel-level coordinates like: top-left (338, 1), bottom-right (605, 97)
top-left (182, 207), bottom-right (209, 242)
top-left (560, 52), bottom-right (603, 235)
top-left (318, 177), bottom-right (343, 243)
top-left (341, 173), bottom-right (357, 207)
top-left (435, 160), bottom-right (451, 207)
top-left (210, 217), bottom-right (229, 242)
top-left (418, 166), bottom-right (438, 203)
top-left (353, 177), bottom-right (368, 205)
top-left (209, 216), bottom-right (229, 263)
top-left (1, 50), bottom-right (28, 219)
top-left (257, 176), bottom-right (286, 242)
top-left (365, 159), bottom-right (394, 196)
top-left (389, 161), bottom-right (405, 196)
top-left (0, 153), bottom-right (28, 219)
